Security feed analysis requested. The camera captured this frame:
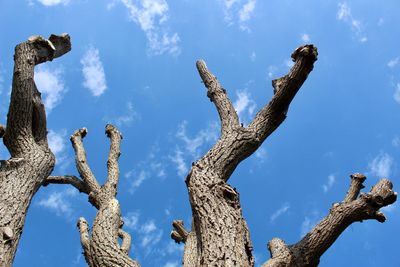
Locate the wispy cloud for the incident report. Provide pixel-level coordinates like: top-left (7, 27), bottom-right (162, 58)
top-left (47, 129), bottom-right (71, 171)
top-left (37, 188), bottom-right (77, 219)
top-left (250, 51), bottom-right (256, 62)
top-left (163, 262), bottom-right (179, 267)
top-left (394, 83), bottom-right (400, 104)
top-left (221, 0), bottom-right (257, 31)
top-left (301, 33), bottom-right (310, 42)
top-left (322, 174), bottom-right (336, 193)
top-left (104, 101), bottom-right (140, 127)
top-left (300, 210), bottom-right (321, 237)
top-left (392, 136), bottom-right (400, 147)
top-left (81, 46), bottom-right (107, 96)
top-left (35, 0), bottom-right (69, 6)
top-left (368, 152), bottom-right (393, 178)
top-left (34, 65), bottom-right (66, 112)
top-left (169, 147), bottom-right (188, 177)
top-left (270, 202), bottom-right (290, 223)
top-left (233, 89), bottom-right (256, 125)
top-left (125, 143), bottom-right (167, 193)
top-left (388, 57), bottom-right (399, 68)
top-left (123, 211), bottom-right (140, 230)
top-left (118, 0), bottom-right (180, 56)
top-left (336, 2), bottom-right (367, 43)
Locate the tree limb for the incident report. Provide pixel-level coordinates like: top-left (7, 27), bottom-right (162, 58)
top-left (103, 124), bottom-right (122, 198)
top-left (263, 174), bottom-right (397, 267)
top-left (70, 128), bottom-right (101, 195)
top-left (196, 60), bottom-right (240, 134)
top-left (42, 175), bottom-right (89, 194)
top-left (118, 229), bottom-right (132, 255)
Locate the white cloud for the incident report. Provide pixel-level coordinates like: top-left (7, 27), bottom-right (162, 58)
top-left (176, 121), bottom-right (219, 157)
top-left (250, 51), bottom-right (256, 62)
top-left (163, 262), bottom-right (179, 267)
top-left (36, 0), bottom-right (69, 6)
top-left (269, 202), bottom-right (290, 223)
top-left (37, 188), bottom-right (77, 219)
top-left (123, 211), bottom-right (140, 230)
top-left (301, 33), bottom-right (310, 42)
top-left (34, 66), bottom-right (66, 112)
top-left (255, 147), bottom-right (267, 161)
top-left (336, 2), bottom-right (367, 43)
top-left (300, 211), bottom-right (321, 237)
top-left (388, 57), bottom-right (400, 68)
top-left (140, 220), bottom-right (163, 247)
top-left (394, 83), bottom-right (400, 104)
top-left (322, 174), bottom-right (336, 193)
top-left (119, 0), bottom-right (180, 56)
top-left (284, 59), bottom-right (294, 69)
top-left (126, 170), bottom-right (149, 193)
top-left (81, 47), bottom-right (107, 96)
top-left (169, 147), bottom-right (188, 177)
top-left (221, 0), bottom-right (256, 31)
top-left (368, 152), bottom-right (393, 178)
top-left (233, 89), bottom-right (256, 125)
top-left (267, 65), bottom-right (277, 79)
top-left (47, 129), bottom-right (66, 156)
top-left (105, 101), bottom-right (140, 127)
top-left (392, 136), bottom-right (400, 147)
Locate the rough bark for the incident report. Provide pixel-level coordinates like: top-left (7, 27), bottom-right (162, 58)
top-left (170, 45), bottom-right (318, 267)
top-left (262, 174), bottom-right (397, 267)
top-left (44, 125), bottom-right (141, 267)
top-left (0, 34), bottom-right (70, 267)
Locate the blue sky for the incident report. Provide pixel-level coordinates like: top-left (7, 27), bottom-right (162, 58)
top-left (0, 0), bottom-right (399, 266)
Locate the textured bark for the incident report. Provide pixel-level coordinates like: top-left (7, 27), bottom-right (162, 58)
top-left (170, 45), bottom-right (318, 267)
top-left (0, 34), bottom-right (70, 266)
top-left (45, 125), bottom-right (141, 267)
top-left (262, 174), bottom-right (397, 267)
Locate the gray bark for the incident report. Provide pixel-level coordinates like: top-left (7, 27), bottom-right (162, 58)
top-left (45, 126), bottom-right (141, 267)
top-left (0, 34), bottom-right (70, 267)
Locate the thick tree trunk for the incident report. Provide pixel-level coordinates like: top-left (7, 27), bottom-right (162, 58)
top-left (0, 34), bottom-right (71, 266)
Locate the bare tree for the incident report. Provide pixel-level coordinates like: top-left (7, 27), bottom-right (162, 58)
top-left (0, 34), bottom-right (71, 266)
top-left (0, 35), bottom-right (397, 267)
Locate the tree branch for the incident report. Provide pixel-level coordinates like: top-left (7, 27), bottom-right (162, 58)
top-left (248, 45), bottom-right (318, 142)
top-left (196, 60), bottom-right (240, 134)
top-left (263, 174), bottom-right (397, 267)
top-left (171, 220), bottom-right (189, 243)
top-left (42, 175), bottom-right (89, 194)
top-left (77, 217), bottom-right (93, 267)
top-left (70, 128), bottom-right (101, 194)
top-left (103, 124), bottom-right (122, 197)
top-left (118, 229), bottom-right (132, 255)
top-left (3, 34), bottom-right (71, 156)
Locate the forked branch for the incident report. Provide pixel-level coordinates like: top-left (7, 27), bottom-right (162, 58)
top-left (263, 174), bottom-right (397, 267)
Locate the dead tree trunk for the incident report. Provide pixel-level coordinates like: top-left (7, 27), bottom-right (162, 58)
top-left (0, 34), bottom-right (71, 266)
top-left (43, 125), bottom-right (141, 267)
top-left (170, 45), bottom-right (397, 267)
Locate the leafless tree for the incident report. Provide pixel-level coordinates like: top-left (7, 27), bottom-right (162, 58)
top-left (0, 34), bottom-right (396, 267)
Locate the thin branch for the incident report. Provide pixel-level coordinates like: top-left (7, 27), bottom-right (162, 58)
top-left (118, 229), bottom-right (132, 254)
top-left (42, 175), bottom-right (89, 194)
top-left (103, 124), bottom-right (122, 197)
top-left (77, 217), bottom-right (93, 267)
top-left (344, 173), bottom-right (366, 203)
top-left (196, 60), bottom-right (240, 133)
top-left (263, 174), bottom-right (397, 267)
top-left (171, 220), bottom-right (189, 243)
top-left (70, 128), bottom-right (101, 194)
top-left (248, 45), bottom-right (318, 142)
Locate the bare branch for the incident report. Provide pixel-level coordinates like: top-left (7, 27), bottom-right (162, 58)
top-left (344, 173), bottom-right (366, 203)
top-left (103, 124), bottom-right (122, 197)
top-left (42, 175), bottom-right (89, 194)
top-left (171, 220), bottom-right (189, 243)
top-left (70, 128), bottom-right (101, 194)
top-left (248, 45), bottom-right (318, 142)
top-left (118, 229), bottom-right (132, 254)
top-left (196, 60), bottom-right (240, 133)
top-left (77, 217), bottom-right (93, 267)
top-left (263, 175), bottom-right (397, 266)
